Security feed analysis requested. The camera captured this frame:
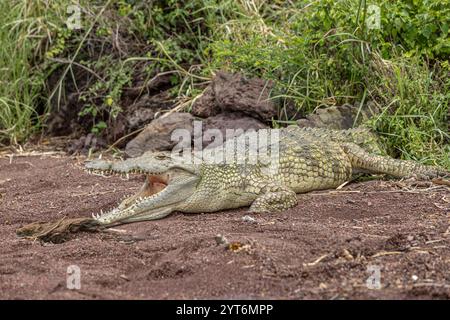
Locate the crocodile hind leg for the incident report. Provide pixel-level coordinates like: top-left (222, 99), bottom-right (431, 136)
top-left (249, 183), bottom-right (297, 213)
top-left (342, 143), bottom-right (449, 179)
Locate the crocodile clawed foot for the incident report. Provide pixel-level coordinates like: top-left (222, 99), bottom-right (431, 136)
top-left (249, 189), bottom-right (298, 213)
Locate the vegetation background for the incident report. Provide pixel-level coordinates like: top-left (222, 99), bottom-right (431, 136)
top-left (0, 0), bottom-right (448, 167)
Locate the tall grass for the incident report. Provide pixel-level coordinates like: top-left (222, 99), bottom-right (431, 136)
top-left (205, 0), bottom-right (449, 168)
top-left (0, 1), bottom-right (49, 145)
top-left (0, 0), bottom-right (448, 169)
top-left (367, 55), bottom-right (450, 167)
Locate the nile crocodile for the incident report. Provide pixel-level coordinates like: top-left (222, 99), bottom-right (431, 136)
top-left (85, 126), bottom-right (449, 226)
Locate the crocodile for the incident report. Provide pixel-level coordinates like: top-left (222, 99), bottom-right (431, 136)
top-left (85, 126), bottom-right (449, 226)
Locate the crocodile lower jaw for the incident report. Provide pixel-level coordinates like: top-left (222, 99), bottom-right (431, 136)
top-left (89, 173), bottom-right (170, 220)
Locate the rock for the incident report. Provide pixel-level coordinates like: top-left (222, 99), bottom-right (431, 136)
top-left (124, 91), bottom-right (174, 131)
top-left (192, 71), bottom-right (277, 121)
top-left (296, 102), bottom-right (381, 130)
top-left (125, 111), bottom-right (267, 157)
top-left (215, 234), bottom-right (228, 245)
top-left (125, 112), bottom-right (194, 157)
top-left (241, 215), bottom-right (257, 223)
top-left (126, 108), bottom-right (155, 130)
top-left (198, 112), bottom-right (267, 148)
top-left (192, 86), bottom-right (218, 118)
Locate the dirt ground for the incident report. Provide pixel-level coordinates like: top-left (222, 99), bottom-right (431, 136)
top-left (0, 153), bottom-right (449, 299)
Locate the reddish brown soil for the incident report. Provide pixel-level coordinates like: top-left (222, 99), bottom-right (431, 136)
top-left (0, 154), bottom-right (449, 299)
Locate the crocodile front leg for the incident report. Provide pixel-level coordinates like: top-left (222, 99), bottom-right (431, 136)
top-left (249, 183), bottom-right (297, 213)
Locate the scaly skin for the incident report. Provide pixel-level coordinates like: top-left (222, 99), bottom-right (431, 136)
top-left (85, 126), bottom-right (449, 226)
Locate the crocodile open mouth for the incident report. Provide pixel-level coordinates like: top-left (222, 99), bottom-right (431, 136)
top-left (85, 167), bottom-right (172, 215)
top-left (85, 161), bottom-right (200, 224)
top-left (140, 174), bottom-right (168, 198)
top-left (85, 166), bottom-right (170, 200)
top-left (117, 173), bottom-right (171, 210)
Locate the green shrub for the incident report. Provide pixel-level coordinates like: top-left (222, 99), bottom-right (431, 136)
top-left (0, 0), bottom-right (448, 168)
top-left (375, 0), bottom-right (450, 59)
top-left (205, 0), bottom-right (449, 166)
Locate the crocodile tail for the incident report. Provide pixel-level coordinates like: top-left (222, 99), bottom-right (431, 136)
top-left (343, 143), bottom-right (450, 179)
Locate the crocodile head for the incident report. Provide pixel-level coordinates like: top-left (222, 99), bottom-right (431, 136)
top-left (85, 151), bottom-right (199, 225)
